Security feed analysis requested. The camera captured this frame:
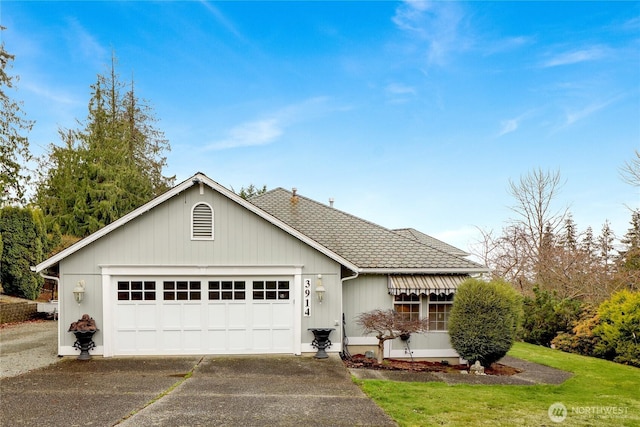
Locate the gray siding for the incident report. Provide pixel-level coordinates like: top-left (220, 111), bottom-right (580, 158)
top-left (342, 274), bottom-right (392, 338)
top-left (59, 186), bottom-right (342, 349)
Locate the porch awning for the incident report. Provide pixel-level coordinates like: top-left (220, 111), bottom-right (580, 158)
top-left (387, 275), bottom-right (468, 296)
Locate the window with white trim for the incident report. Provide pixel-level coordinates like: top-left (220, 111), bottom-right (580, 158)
top-left (192, 202), bottom-right (213, 240)
top-left (428, 293), bottom-right (454, 331)
top-left (163, 281), bottom-right (201, 301)
top-left (393, 293), bottom-right (420, 321)
top-left (117, 281), bottom-right (156, 301)
top-left (208, 280), bottom-right (246, 300)
top-left (252, 280), bottom-right (290, 300)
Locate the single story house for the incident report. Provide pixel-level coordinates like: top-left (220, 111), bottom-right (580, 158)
top-left (33, 172), bottom-right (487, 360)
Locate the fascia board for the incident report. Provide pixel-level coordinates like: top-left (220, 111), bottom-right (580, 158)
top-left (358, 267), bottom-right (489, 275)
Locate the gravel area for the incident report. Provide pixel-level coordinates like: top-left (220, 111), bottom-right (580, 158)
top-left (0, 320), bottom-right (59, 379)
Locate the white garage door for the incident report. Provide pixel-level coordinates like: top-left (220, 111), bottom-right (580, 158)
top-left (113, 277), bottom-right (293, 355)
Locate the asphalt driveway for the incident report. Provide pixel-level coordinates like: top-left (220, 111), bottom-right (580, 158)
top-left (0, 354), bottom-right (396, 426)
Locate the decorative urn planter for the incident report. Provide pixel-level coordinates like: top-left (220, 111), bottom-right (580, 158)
top-left (308, 328), bottom-right (335, 359)
top-left (68, 314), bottom-right (98, 360)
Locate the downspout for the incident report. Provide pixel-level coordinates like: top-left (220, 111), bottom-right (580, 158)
top-left (38, 272), bottom-right (60, 302)
top-left (37, 270), bottom-right (61, 357)
top-left (339, 269), bottom-right (359, 360)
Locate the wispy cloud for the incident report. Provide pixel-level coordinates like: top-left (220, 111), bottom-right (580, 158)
top-left (64, 18), bottom-right (107, 65)
top-left (199, 1), bottom-right (246, 41)
top-left (385, 82), bottom-right (416, 103)
top-left (392, 0), bottom-right (467, 67)
top-left (483, 36), bottom-right (535, 56)
top-left (540, 45), bottom-right (607, 68)
top-left (564, 97), bottom-right (618, 126)
top-left (498, 118), bottom-right (520, 137)
top-left (206, 97), bottom-right (337, 150)
top-left (497, 111), bottom-right (534, 137)
top-left (24, 81), bottom-right (79, 106)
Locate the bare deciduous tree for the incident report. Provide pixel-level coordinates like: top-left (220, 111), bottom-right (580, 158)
top-left (620, 150), bottom-right (640, 187)
top-left (355, 309), bottom-right (429, 363)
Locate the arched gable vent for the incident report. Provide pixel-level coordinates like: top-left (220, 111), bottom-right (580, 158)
top-left (192, 202), bottom-right (214, 240)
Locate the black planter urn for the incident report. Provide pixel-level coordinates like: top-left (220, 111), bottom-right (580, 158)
top-left (308, 328), bottom-right (335, 359)
top-left (68, 314), bottom-right (98, 360)
top-left (71, 330), bottom-right (97, 360)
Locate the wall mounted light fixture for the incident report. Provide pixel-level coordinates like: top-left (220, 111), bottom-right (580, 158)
top-left (73, 280), bottom-right (85, 304)
top-left (316, 274), bottom-right (325, 303)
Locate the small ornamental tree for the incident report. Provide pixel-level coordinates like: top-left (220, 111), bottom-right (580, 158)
top-left (356, 308), bottom-right (429, 363)
top-left (448, 278), bottom-right (522, 367)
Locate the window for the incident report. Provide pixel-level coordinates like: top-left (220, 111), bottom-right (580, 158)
top-left (208, 281), bottom-right (246, 300)
top-left (252, 281), bottom-right (290, 300)
top-left (163, 281), bottom-right (201, 301)
top-left (428, 293), bottom-right (454, 331)
top-left (192, 203), bottom-right (213, 240)
top-left (394, 293), bottom-right (420, 321)
top-left (117, 281), bottom-right (156, 301)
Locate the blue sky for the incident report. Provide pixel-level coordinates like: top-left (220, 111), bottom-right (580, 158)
top-left (2, 1), bottom-right (639, 254)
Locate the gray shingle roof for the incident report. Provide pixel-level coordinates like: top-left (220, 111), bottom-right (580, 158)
top-left (250, 188), bottom-right (486, 272)
top-left (392, 228), bottom-right (470, 257)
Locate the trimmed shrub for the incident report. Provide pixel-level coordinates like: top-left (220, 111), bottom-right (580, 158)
top-left (593, 290), bottom-right (640, 367)
top-left (448, 278), bottom-right (522, 367)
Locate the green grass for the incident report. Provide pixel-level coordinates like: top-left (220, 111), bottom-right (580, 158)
top-left (355, 342), bottom-right (640, 426)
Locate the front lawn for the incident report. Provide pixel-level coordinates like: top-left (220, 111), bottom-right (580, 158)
top-left (356, 342), bottom-right (640, 426)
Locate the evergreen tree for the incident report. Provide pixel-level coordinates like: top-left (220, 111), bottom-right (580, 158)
top-left (0, 27), bottom-right (34, 206)
top-left (598, 220), bottom-right (616, 274)
top-left (561, 213), bottom-right (578, 251)
top-left (618, 209), bottom-right (640, 275)
top-left (0, 206), bottom-right (47, 299)
top-left (36, 54), bottom-right (174, 237)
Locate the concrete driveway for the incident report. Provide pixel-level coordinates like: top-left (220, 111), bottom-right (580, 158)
top-left (0, 354), bottom-right (396, 426)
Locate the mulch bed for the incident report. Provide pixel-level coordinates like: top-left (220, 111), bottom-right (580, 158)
top-left (344, 354), bottom-right (522, 376)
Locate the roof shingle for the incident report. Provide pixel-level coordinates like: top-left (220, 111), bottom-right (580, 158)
top-left (250, 188), bottom-right (486, 272)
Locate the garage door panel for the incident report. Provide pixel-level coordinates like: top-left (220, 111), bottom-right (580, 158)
top-left (115, 276), bottom-right (294, 355)
top-left (272, 330), bottom-right (293, 351)
top-left (162, 304), bottom-right (182, 328)
top-left (252, 330), bottom-right (272, 350)
top-left (251, 304), bottom-right (272, 328)
top-left (206, 330), bottom-right (228, 351)
top-left (183, 330), bottom-right (203, 350)
top-left (162, 330), bottom-right (182, 350)
top-left (116, 305), bottom-right (137, 329)
top-left (136, 304), bottom-right (157, 329)
top-left (115, 331), bottom-right (138, 353)
top-left (183, 304), bottom-right (202, 328)
top-left (227, 304), bottom-right (248, 328)
top-left (271, 303), bottom-right (291, 327)
top-left (228, 330), bottom-right (248, 350)
top-left (207, 304), bottom-right (227, 328)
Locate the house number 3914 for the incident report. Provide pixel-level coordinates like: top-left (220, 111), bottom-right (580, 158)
top-left (303, 279), bottom-right (311, 317)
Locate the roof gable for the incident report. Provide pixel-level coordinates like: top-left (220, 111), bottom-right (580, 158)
top-left (34, 173), bottom-right (358, 273)
top-left (249, 188), bottom-right (486, 273)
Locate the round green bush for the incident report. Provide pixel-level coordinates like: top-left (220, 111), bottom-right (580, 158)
top-left (448, 278), bottom-right (522, 367)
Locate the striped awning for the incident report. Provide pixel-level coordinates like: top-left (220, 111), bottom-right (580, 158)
top-left (387, 275), bottom-right (468, 296)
